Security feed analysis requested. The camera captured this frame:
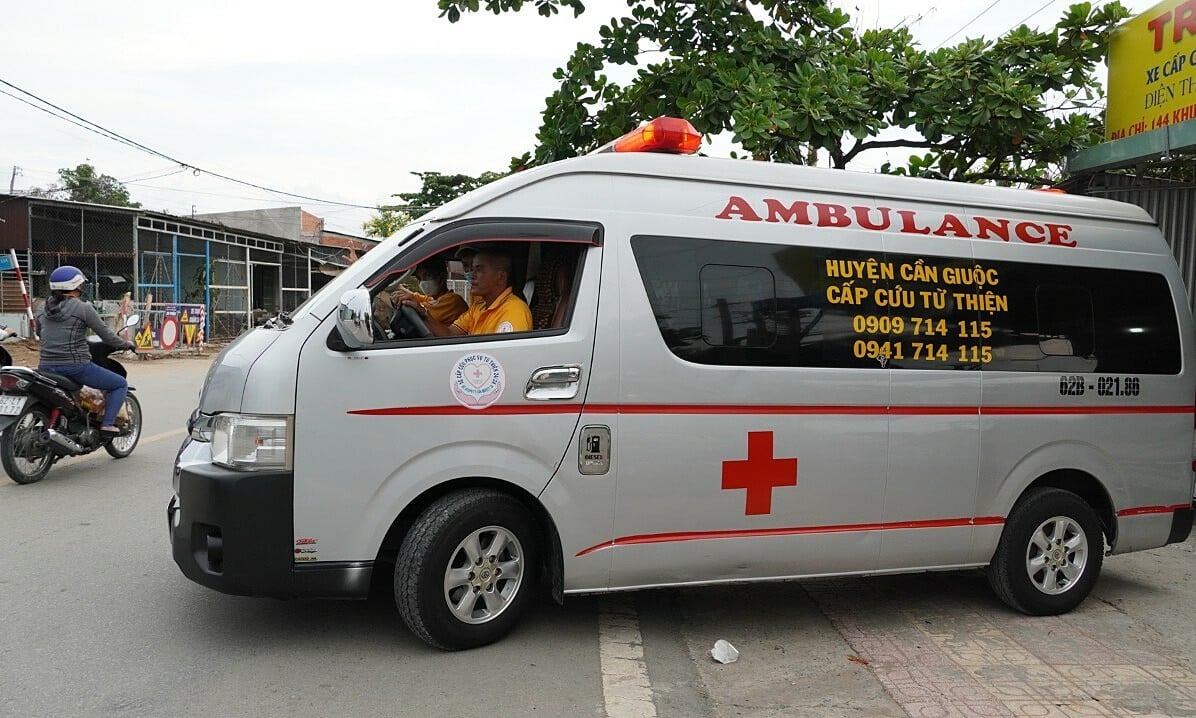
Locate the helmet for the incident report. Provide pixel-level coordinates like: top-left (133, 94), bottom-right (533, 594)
top-left (49, 265), bottom-right (87, 292)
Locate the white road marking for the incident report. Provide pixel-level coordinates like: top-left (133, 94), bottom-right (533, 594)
top-left (138, 428), bottom-right (187, 445)
top-left (598, 594), bottom-right (657, 718)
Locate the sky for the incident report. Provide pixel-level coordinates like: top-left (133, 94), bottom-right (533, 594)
top-left (0, 0), bottom-right (1163, 236)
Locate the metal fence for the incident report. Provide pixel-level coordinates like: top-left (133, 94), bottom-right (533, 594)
top-left (29, 204), bottom-right (136, 304)
top-left (1078, 173), bottom-right (1196, 313)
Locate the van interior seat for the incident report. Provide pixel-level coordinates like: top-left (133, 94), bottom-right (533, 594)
top-left (531, 246), bottom-right (577, 330)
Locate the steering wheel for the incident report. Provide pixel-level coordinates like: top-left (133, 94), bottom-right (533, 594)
top-left (396, 303), bottom-right (432, 339)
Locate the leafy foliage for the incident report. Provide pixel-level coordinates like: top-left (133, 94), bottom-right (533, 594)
top-left (436, 0), bottom-right (1130, 185)
top-left (391, 170), bottom-right (510, 218)
top-left (45, 163), bottom-right (141, 207)
top-left (362, 207), bottom-right (411, 238)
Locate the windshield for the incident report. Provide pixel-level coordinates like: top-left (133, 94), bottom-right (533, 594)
top-left (285, 222), bottom-right (427, 322)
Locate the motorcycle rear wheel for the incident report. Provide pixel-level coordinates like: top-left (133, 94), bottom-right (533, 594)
top-left (1, 404), bottom-right (54, 484)
top-left (104, 393), bottom-right (141, 458)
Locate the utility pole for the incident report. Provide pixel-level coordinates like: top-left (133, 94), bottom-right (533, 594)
top-left (8, 166), bottom-right (20, 194)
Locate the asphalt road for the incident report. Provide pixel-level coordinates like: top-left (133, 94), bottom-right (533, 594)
top-left (3, 355), bottom-right (1196, 717)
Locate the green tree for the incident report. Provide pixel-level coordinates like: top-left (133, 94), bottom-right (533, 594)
top-left (362, 207), bottom-right (412, 238)
top-left (436, 0), bottom-right (1130, 185)
top-left (392, 170), bottom-right (511, 219)
top-left (53, 163), bottom-right (141, 207)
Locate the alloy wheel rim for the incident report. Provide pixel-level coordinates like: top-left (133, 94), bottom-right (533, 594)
top-left (1025, 515), bottom-right (1088, 595)
top-left (442, 525), bottom-right (524, 625)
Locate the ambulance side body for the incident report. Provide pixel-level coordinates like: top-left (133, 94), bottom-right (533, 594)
top-left (533, 156), bottom-right (1194, 593)
top-left (170, 151), bottom-right (1195, 648)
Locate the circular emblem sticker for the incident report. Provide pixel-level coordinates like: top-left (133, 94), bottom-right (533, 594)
top-left (497, 321), bottom-right (514, 333)
top-left (451, 353), bottom-right (506, 410)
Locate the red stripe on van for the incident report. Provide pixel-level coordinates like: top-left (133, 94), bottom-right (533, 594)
top-left (348, 403), bottom-right (1193, 417)
top-left (983, 406), bottom-right (1193, 415)
top-left (1116, 503), bottom-right (1191, 517)
top-left (348, 404), bottom-right (585, 416)
top-left (585, 404), bottom-right (1191, 416)
top-left (575, 515), bottom-right (1006, 557)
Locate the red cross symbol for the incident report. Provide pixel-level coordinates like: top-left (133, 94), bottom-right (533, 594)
top-left (473, 367), bottom-right (485, 380)
top-left (721, 431), bottom-right (797, 516)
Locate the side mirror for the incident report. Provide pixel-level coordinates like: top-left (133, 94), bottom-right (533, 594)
top-left (123, 314), bottom-right (141, 330)
top-left (335, 289), bottom-right (375, 349)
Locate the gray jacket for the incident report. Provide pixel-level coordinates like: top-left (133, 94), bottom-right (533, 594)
top-left (35, 295), bottom-right (133, 366)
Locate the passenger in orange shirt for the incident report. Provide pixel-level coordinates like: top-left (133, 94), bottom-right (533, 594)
top-left (390, 259), bottom-right (468, 326)
top-left (397, 249), bottom-right (531, 337)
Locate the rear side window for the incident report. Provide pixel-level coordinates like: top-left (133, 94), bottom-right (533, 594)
top-left (631, 235), bottom-right (1181, 374)
top-left (986, 264), bottom-right (1179, 374)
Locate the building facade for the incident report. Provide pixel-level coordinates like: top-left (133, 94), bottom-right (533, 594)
top-left (0, 196), bottom-right (375, 339)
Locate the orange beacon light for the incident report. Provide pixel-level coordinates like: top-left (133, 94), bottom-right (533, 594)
top-left (593, 117), bottom-right (703, 155)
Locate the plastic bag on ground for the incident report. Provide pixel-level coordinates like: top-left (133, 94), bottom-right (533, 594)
top-left (709, 639), bottom-right (739, 664)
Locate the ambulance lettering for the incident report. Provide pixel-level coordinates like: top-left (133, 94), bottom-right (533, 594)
top-left (721, 431), bottom-right (798, 515)
top-left (715, 196), bottom-right (1076, 248)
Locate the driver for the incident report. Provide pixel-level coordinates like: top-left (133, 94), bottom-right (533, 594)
top-left (390, 258), bottom-right (467, 326)
top-left (396, 249), bottom-right (531, 337)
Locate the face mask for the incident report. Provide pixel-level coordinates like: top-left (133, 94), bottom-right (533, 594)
top-left (419, 280), bottom-right (438, 295)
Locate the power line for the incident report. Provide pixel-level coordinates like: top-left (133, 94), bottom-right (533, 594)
top-left (0, 86), bottom-right (153, 156)
top-left (1003, 0), bottom-right (1063, 33)
top-left (933, 0), bottom-right (1008, 49)
top-left (0, 76), bottom-right (381, 210)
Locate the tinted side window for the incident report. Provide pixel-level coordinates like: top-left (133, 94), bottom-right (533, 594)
top-left (699, 264), bottom-right (777, 349)
top-left (985, 262), bottom-right (1179, 374)
top-left (632, 235), bottom-right (1181, 374)
top-left (631, 235), bottom-right (880, 368)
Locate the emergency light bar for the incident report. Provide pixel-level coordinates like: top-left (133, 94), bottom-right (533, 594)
top-left (592, 116), bottom-right (702, 155)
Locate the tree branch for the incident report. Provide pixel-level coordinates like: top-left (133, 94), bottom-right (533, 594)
top-left (840, 138), bottom-right (940, 165)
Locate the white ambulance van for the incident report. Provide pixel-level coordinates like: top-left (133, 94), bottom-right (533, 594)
top-left (170, 118), bottom-right (1196, 650)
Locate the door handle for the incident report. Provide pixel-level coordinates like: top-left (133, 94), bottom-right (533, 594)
top-left (529, 366), bottom-right (581, 386)
top-left (526, 365), bottom-right (582, 400)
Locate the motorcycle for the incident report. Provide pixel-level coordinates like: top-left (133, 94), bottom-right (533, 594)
top-left (0, 314), bottom-right (143, 484)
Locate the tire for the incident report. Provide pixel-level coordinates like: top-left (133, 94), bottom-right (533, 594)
top-left (104, 393), bottom-right (142, 458)
top-left (395, 489), bottom-right (539, 650)
top-left (987, 487), bottom-right (1104, 615)
top-left (0, 404), bottom-right (54, 484)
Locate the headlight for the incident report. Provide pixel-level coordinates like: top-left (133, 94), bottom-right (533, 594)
top-left (210, 414), bottom-right (293, 471)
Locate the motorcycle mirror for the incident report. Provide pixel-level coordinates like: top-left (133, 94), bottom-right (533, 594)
top-left (124, 314), bottom-right (141, 329)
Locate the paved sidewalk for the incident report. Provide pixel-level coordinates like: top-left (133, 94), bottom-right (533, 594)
top-left (805, 546), bottom-right (1196, 718)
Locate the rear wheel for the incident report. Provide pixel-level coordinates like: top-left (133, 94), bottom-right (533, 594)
top-left (104, 393), bottom-right (142, 458)
top-left (988, 487), bottom-right (1103, 615)
top-left (0, 404), bottom-right (54, 484)
top-left (395, 489), bottom-right (539, 650)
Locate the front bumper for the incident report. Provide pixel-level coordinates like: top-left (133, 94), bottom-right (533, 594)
top-left (169, 447), bottom-right (371, 599)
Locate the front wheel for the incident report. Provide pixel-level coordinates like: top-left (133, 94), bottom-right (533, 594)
top-left (104, 393), bottom-right (142, 458)
top-left (395, 489), bottom-right (540, 650)
top-left (0, 404), bottom-right (54, 484)
top-left (988, 487), bottom-right (1104, 615)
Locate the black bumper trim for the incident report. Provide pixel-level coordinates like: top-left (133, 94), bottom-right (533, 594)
top-left (1167, 505), bottom-right (1194, 545)
top-left (169, 463), bottom-right (372, 599)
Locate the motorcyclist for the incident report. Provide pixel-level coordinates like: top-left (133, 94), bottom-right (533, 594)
top-left (34, 266), bottom-right (136, 436)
